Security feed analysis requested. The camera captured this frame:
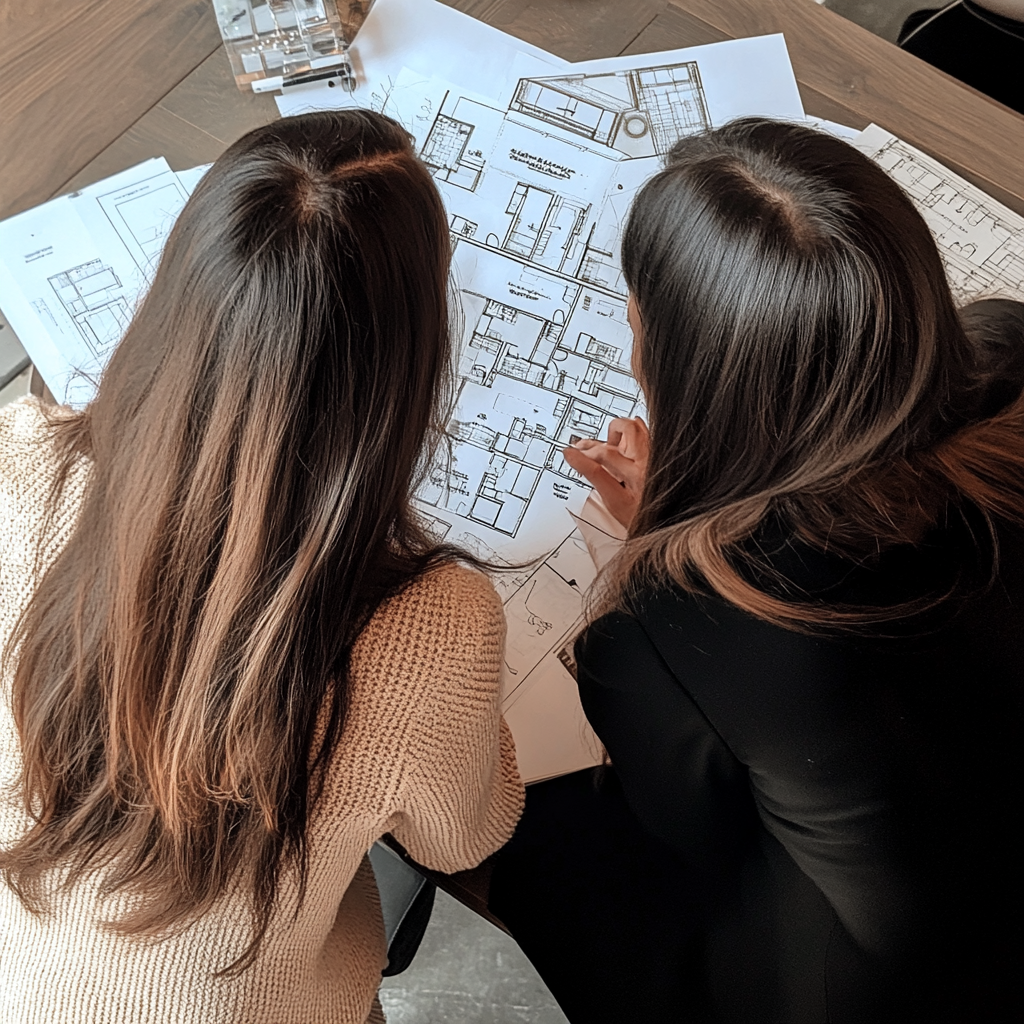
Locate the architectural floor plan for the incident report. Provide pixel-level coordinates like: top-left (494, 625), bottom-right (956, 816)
top-left (271, 31), bottom-right (805, 778)
top-left (856, 125), bottom-right (1024, 303)
top-left (0, 159), bottom-right (198, 404)
top-left (508, 62), bottom-right (711, 160)
top-left (336, 52), bottom-right (799, 753)
top-left (47, 260), bottom-right (130, 358)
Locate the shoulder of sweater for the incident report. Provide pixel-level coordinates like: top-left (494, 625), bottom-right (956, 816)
top-left (0, 396), bottom-right (49, 460)
top-left (0, 399), bottom-right (89, 584)
top-left (0, 397), bottom-right (81, 476)
top-left (348, 561), bottom-right (504, 701)
top-left (368, 560), bottom-right (504, 640)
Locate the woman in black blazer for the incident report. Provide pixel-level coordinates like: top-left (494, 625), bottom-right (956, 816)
top-left (490, 119), bottom-right (1024, 1023)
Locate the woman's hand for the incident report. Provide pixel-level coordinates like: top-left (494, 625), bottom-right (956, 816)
top-left (563, 417), bottom-right (650, 530)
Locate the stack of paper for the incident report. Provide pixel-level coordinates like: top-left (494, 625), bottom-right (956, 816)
top-left (854, 124), bottom-right (1024, 303)
top-left (3, 0), bottom-right (1020, 782)
top-left (276, 0), bottom-right (810, 781)
top-left (0, 161), bottom-right (209, 407)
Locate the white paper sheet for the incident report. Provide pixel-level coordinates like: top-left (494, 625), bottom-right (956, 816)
top-left (175, 163), bottom-right (213, 193)
top-left (802, 117), bottom-right (861, 141)
top-left (855, 124), bottom-right (1024, 303)
top-left (0, 161), bottom-right (211, 405)
top-left (570, 491), bottom-right (628, 570)
top-left (275, 0), bottom-right (567, 118)
top-left (555, 34), bottom-right (803, 130)
top-left (356, 33), bottom-right (801, 779)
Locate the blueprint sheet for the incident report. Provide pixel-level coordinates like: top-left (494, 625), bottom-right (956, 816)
top-left (0, 160), bottom-right (209, 405)
top-left (275, 0), bottom-right (567, 118)
top-left (278, 32), bottom-right (805, 780)
top-left (855, 124), bottom-right (1024, 303)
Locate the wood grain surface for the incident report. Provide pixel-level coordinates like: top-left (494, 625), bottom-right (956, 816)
top-left (459, 0), bottom-right (670, 62)
top-left (6, 0), bottom-right (1023, 214)
top-left (662, 0), bottom-right (1024, 214)
top-left (0, 0), bottom-right (223, 219)
top-left (63, 50), bottom-right (278, 194)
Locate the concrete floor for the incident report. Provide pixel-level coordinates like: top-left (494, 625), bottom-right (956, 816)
top-left (380, 892), bottom-right (568, 1024)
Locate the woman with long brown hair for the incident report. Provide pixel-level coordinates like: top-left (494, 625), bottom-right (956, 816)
top-left (490, 119), bottom-right (1024, 1022)
top-left (0, 110), bottom-right (522, 1023)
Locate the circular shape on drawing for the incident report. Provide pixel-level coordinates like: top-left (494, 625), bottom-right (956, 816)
top-left (623, 116), bottom-right (649, 138)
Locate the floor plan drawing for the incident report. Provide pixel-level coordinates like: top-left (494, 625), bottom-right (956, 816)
top-left (418, 262), bottom-right (641, 539)
top-left (269, 29), bottom-right (805, 779)
top-left (107, 182), bottom-right (191, 262)
top-left (856, 125), bottom-right (1024, 304)
top-left (421, 113), bottom-right (487, 190)
top-left (371, 70), bottom-right (646, 561)
top-left (48, 260), bottom-right (131, 358)
top-left (0, 158), bottom-right (208, 406)
top-left (509, 63), bottom-right (710, 160)
top-left (93, 175), bottom-right (192, 277)
top-left (328, 68), bottom-right (648, 739)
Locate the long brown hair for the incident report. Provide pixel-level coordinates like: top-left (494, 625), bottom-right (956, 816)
top-left (610, 118), bottom-right (1024, 629)
top-left (2, 110), bottom-right (463, 970)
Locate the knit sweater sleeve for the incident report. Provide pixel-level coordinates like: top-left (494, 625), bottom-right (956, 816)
top-left (388, 566), bottom-right (524, 874)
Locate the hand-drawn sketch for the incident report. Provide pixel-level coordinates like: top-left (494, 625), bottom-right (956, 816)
top-left (95, 178), bottom-right (191, 271)
top-left (499, 528), bottom-right (597, 708)
top-left (855, 125), bottom-right (1024, 303)
top-left (48, 260), bottom-right (131, 358)
top-left (421, 112), bottom-right (487, 190)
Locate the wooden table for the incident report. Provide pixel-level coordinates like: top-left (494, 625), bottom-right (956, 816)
top-left (2, 0), bottom-right (1023, 915)
top-left (3, 0), bottom-right (1023, 223)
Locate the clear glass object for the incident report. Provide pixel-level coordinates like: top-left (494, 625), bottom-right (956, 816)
top-left (212, 1), bottom-right (370, 90)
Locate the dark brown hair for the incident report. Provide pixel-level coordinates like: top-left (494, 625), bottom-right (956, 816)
top-left (610, 118), bottom-right (1024, 628)
top-left (2, 110), bottom-right (464, 970)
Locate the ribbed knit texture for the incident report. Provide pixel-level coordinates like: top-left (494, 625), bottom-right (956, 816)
top-left (0, 397), bottom-right (524, 1024)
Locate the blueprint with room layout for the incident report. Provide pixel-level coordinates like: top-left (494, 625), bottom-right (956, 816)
top-left (0, 159), bottom-right (207, 405)
top-left (506, 62), bottom-right (712, 160)
top-left (855, 125), bottom-right (1024, 304)
top-left (43, 260), bottom-right (131, 361)
top-left (299, 39), bottom-right (804, 732)
top-left (400, 72), bottom-right (648, 725)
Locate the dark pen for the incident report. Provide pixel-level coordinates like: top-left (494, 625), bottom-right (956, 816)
top-left (252, 59), bottom-right (355, 94)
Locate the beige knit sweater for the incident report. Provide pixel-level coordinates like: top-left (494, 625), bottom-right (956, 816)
top-left (0, 397), bottom-right (524, 1024)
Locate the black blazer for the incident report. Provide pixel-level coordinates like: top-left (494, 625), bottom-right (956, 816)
top-left (575, 512), bottom-right (1024, 1023)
